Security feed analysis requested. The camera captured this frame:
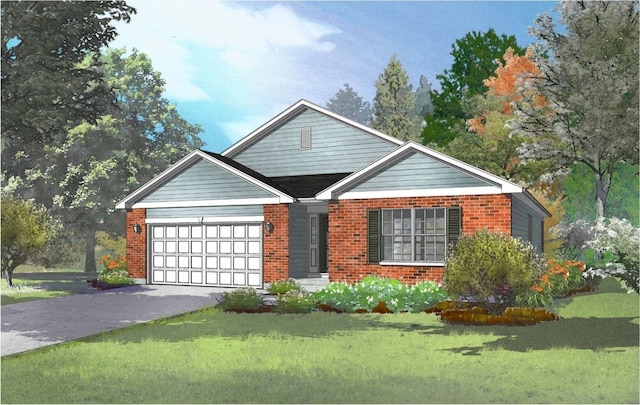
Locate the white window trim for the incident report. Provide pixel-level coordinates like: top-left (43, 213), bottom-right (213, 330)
top-left (380, 261), bottom-right (445, 267)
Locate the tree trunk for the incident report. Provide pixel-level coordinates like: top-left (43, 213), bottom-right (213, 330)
top-left (594, 169), bottom-right (612, 221)
top-left (4, 269), bottom-right (13, 287)
top-left (84, 228), bottom-right (97, 273)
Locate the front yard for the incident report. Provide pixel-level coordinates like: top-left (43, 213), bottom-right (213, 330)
top-left (1, 278), bottom-right (638, 403)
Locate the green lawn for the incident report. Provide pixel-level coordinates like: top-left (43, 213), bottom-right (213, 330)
top-left (1, 266), bottom-right (95, 305)
top-left (1, 278), bottom-right (638, 404)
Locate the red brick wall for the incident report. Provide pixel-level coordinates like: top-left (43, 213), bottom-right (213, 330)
top-left (263, 204), bottom-right (290, 282)
top-left (125, 208), bottom-right (147, 280)
top-left (328, 194), bottom-right (512, 284)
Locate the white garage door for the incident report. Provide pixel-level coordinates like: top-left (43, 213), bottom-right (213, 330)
top-left (150, 223), bottom-right (262, 287)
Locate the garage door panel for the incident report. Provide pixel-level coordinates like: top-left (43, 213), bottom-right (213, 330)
top-left (150, 223), bottom-right (262, 287)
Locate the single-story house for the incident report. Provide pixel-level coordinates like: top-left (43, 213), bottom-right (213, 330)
top-left (116, 99), bottom-right (550, 288)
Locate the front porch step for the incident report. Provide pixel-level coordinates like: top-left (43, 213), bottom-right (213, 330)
top-left (293, 276), bottom-right (329, 292)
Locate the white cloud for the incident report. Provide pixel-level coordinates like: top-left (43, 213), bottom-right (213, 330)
top-left (110, 1), bottom-right (341, 100)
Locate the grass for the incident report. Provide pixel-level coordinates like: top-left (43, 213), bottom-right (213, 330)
top-left (1, 278), bottom-right (638, 403)
top-left (1, 265), bottom-right (95, 305)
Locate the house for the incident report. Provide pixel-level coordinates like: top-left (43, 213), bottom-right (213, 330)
top-left (116, 99), bottom-right (550, 288)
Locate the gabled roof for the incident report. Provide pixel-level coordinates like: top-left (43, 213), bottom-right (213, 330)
top-left (316, 141), bottom-right (550, 217)
top-left (222, 99), bottom-right (403, 157)
top-left (115, 150), bottom-right (295, 210)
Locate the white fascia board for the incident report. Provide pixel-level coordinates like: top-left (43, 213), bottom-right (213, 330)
top-left (131, 197), bottom-right (284, 209)
top-left (336, 187), bottom-right (503, 201)
top-left (222, 99), bottom-right (403, 157)
top-left (115, 150), bottom-right (204, 210)
top-left (146, 216), bottom-right (264, 224)
top-left (116, 150), bottom-right (294, 209)
top-left (316, 141), bottom-right (524, 200)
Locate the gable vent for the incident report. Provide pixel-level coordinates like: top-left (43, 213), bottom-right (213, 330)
top-left (300, 127), bottom-right (312, 150)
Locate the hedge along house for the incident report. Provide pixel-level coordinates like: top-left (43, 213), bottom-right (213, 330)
top-left (116, 100), bottom-right (550, 288)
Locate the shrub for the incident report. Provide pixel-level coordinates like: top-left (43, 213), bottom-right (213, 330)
top-left (516, 259), bottom-right (587, 308)
top-left (274, 290), bottom-right (316, 314)
top-left (267, 278), bottom-right (303, 295)
top-left (312, 276), bottom-right (448, 313)
top-left (96, 255), bottom-right (134, 287)
top-left (216, 288), bottom-right (265, 311)
top-left (443, 229), bottom-right (547, 315)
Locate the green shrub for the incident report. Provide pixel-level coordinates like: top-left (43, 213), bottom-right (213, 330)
top-left (267, 278), bottom-right (303, 295)
top-left (217, 288), bottom-right (265, 311)
top-left (312, 276), bottom-right (449, 313)
top-left (443, 229), bottom-right (546, 315)
top-left (274, 290), bottom-right (316, 313)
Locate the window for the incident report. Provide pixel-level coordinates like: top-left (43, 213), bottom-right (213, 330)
top-left (368, 207), bottom-right (461, 264)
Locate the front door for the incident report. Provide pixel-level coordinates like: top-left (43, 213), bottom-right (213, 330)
top-left (309, 213), bottom-right (328, 274)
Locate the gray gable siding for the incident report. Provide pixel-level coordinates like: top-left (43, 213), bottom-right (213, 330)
top-left (230, 108), bottom-right (399, 177)
top-left (147, 205), bottom-right (264, 219)
top-left (139, 158), bottom-right (276, 204)
top-left (511, 196), bottom-right (544, 253)
top-left (348, 151), bottom-right (492, 192)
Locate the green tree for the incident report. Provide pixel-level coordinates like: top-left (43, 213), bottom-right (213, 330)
top-left (1, 1), bottom-right (136, 144)
top-left (372, 55), bottom-right (422, 141)
top-left (3, 48), bottom-right (204, 272)
top-left (1, 194), bottom-right (58, 286)
top-left (326, 83), bottom-right (373, 125)
top-left (511, 1), bottom-right (639, 220)
top-left (424, 29), bottom-right (524, 146)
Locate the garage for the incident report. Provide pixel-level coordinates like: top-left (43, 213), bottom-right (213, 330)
top-left (149, 222), bottom-right (263, 287)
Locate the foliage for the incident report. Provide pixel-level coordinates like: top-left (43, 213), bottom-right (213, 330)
top-left (585, 217), bottom-right (640, 293)
top-left (216, 288), bottom-right (265, 311)
top-left (325, 83), bottom-right (373, 125)
top-left (313, 276), bottom-right (448, 313)
top-left (552, 219), bottom-right (594, 261)
top-left (1, 1), bottom-right (136, 143)
top-left (1, 194), bottom-right (58, 286)
top-left (3, 48), bottom-right (203, 272)
top-left (511, 1), bottom-right (639, 219)
top-left (96, 255), bottom-right (134, 287)
top-left (516, 259), bottom-right (586, 308)
top-left (372, 55), bottom-right (422, 141)
top-left (274, 290), bottom-right (316, 314)
top-left (32, 228), bottom-right (85, 270)
top-left (96, 231), bottom-right (126, 258)
top-left (266, 278), bottom-right (303, 295)
top-left (443, 229), bottom-right (547, 315)
top-left (528, 187), bottom-right (565, 257)
top-left (424, 29), bottom-right (524, 146)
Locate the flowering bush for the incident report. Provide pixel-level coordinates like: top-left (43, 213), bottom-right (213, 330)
top-left (267, 278), bottom-right (303, 295)
top-left (274, 290), bottom-right (316, 314)
top-left (516, 259), bottom-right (586, 308)
top-left (585, 217), bottom-right (639, 293)
top-left (312, 276), bottom-right (448, 313)
top-left (96, 255), bottom-right (134, 287)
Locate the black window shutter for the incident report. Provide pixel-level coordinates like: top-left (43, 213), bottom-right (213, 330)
top-left (367, 209), bottom-right (381, 263)
top-left (447, 206), bottom-right (462, 248)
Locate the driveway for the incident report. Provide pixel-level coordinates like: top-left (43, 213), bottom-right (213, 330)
top-left (1, 284), bottom-right (226, 357)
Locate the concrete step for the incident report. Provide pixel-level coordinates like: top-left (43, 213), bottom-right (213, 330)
top-left (293, 276), bottom-right (329, 292)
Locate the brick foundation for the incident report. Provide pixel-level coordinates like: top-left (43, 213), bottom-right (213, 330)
top-left (125, 208), bottom-right (147, 280)
top-left (328, 195), bottom-right (512, 284)
top-left (263, 204), bottom-right (290, 282)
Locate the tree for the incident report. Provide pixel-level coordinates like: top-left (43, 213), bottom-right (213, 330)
top-left (414, 75), bottom-right (434, 117)
top-left (423, 29), bottom-right (524, 146)
top-left (372, 55), bottom-right (422, 141)
top-left (2, 48), bottom-right (204, 272)
top-left (511, 1), bottom-right (639, 220)
top-left (1, 194), bottom-right (58, 286)
top-left (326, 83), bottom-right (373, 125)
top-left (1, 1), bottom-right (136, 145)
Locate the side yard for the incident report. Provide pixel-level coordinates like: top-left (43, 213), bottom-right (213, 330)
top-left (1, 266), bottom-right (96, 305)
top-left (1, 278), bottom-right (638, 404)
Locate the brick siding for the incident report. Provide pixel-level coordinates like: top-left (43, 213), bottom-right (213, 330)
top-left (125, 208), bottom-right (147, 280)
top-left (263, 204), bottom-right (290, 282)
top-left (328, 194), bottom-right (512, 284)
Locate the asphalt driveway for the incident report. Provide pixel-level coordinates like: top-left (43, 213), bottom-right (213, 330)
top-left (1, 284), bottom-right (225, 357)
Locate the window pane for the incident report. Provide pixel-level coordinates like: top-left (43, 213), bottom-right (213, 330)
top-left (206, 226), bottom-right (218, 238)
top-left (415, 210), bottom-right (426, 234)
top-left (178, 226), bottom-right (189, 239)
top-left (383, 236), bottom-right (393, 260)
top-left (220, 226), bottom-right (231, 238)
top-left (248, 225), bottom-right (261, 238)
top-left (233, 225), bottom-right (245, 238)
top-left (153, 227), bottom-right (164, 238)
top-left (192, 226), bottom-right (202, 238)
top-left (166, 226), bottom-right (176, 238)
top-left (382, 211), bottom-right (393, 234)
top-left (435, 209), bottom-right (446, 233)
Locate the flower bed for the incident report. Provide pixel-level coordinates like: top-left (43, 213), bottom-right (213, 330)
top-left (427, 301), bottom-right (560, 326)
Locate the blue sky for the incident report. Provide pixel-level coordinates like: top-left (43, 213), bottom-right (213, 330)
top-left (110, 1), bottom-right (557, 153)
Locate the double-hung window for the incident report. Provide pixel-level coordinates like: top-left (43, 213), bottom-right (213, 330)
top-left (368, 206), bottom-right (461, 265)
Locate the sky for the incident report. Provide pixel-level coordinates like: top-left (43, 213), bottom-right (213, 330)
top-left (110, 1), bottom-right (558, 153)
